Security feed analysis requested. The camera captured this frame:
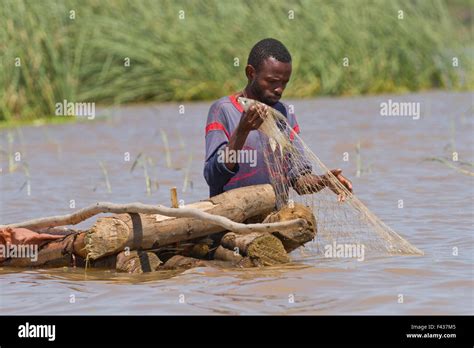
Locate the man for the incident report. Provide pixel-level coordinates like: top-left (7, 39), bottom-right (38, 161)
top-left (204, 38), bottom-right (352, 199)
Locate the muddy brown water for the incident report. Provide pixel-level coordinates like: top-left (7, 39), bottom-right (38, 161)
top-left (0, 91), bottom-right (472, 314)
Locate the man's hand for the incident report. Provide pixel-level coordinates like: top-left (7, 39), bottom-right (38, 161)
top-left (293, 169), bottom-right (353, 201)
top-left (237, 103), bottom-right (268, 133)
top-left (323, 169), bottom-right (353, 202)
top-left (224, 103), bottom-right (268, 171)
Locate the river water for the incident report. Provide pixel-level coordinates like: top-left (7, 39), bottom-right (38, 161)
top-left (0, 91), bottom-right (472, 314)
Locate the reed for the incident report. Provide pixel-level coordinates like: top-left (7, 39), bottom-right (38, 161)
top-left (355, 140), bottom-right (372, 177)
top-left (6, 131), bottom-right (18, 173)
top-left (159, 129), bottom-right (172, 168)
top-left (422, 157), bottom-right (474, 176)
top-left (19, 162), bottom-right (31, 196)
top-left (98, 161), bottom-right (112, 193)
top-left (1, 0), bottom-right (471, 122)
top-left (130, 152), bottom-right (153, 195)
top-left (355, 140), bottom-right (362, 178)
top-left (182, 153), bottom-right (193, 193)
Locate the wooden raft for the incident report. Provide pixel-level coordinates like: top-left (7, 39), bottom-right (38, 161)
top-left (0, 184), bottom-right (317, 273)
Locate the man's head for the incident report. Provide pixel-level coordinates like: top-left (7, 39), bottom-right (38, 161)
top-left (246, 38), bottom-right (292, 106)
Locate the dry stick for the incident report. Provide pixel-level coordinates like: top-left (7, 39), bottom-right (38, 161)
top-left (1, 202), bottom-right (307, 235)
top-left (170, 187), bottom-right (178, 208)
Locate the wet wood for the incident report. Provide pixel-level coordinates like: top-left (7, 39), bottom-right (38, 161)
top-left (162, 255), bottom-right (208, 270)
top-left (220, 232), bottom-right (290, 266)
top-left (1, 187), bottom-right (318, 270)
top-left (1, 233), bottom-right (83, 267)
top-left (2, 186), bottom-right (306, 238)
top-left (188, 243), bottom-right (210, 259)
top-left (85, 184), bottom-right (282, 260)
top-left (213, 245), bottom-right (243, 264)
top-left (162, 255), bottom-right (235, 270)
top-left (263, 203), bottom-right (317, 252)
top-left (115, 250), bottom-right (162, 273)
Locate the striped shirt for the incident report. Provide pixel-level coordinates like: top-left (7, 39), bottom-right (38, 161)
top-left (203, 94), bottom-right (304, 197)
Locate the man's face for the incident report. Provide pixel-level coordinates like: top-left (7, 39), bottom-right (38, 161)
top-left (247, 57), bottom-right (292, 106)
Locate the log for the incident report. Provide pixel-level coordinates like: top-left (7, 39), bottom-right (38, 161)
top-left (213, 246), bottom-right (254, 268)
top-left (180, 237), bottom-right (213, 259)
top-left (188, 243), bottom-right (210, 259)
top-left (1, 233), bottom-right (85, 267)
top-left (263, 203), bottom-right (317, 252)
top-left (163, 255), bottom-right (205, 269)
top-left (220, 232), bottom-right (290, 266)
top-left (85, 184), bottom-right (283, 260)
top-left (163, 255), bottom-right (236, 270)
top-left (115, 250), bottom-right (162, 273)
top-left (1, 201), bottom-right (305, 235)
top-left (213, 245), bottom-right (243, 264)
top-left (2, 186), bottom-right (306, 237)
top-left (162, 255), bottom-right (214, 270)
top-left (1, 187), bottom-right (315, 269)
top-left (1, 231), bottom-right (161, 271)
top-left (236, 257), bottom-right (257, 268)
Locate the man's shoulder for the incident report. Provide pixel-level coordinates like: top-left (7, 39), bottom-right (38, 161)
top-left (209, 95), bottom-right (234, 111)
top-left (272, 100), bottom-right (291, 117)
top-left (277, 100), bottom-right (294, 113)
top-left (207, 95), bottom-right (239, 122)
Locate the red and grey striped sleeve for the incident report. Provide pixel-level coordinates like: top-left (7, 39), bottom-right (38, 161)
top-left (204, 101), bottom-right (230, 160)
top-left (203, 100), bottom-right (239, 197)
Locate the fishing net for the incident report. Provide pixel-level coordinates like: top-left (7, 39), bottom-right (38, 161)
top-left (239, 97), bottom-right (423, 258)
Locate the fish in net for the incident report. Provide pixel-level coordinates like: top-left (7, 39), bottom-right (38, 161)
top-left (237, 97), bottom-right (423, 258)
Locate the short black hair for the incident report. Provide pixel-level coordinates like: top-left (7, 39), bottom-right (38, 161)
top-left (247, 38), bottom-right (292, 71)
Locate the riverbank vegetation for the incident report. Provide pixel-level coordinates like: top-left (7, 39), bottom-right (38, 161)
top-left (1, 0), bottom-right (472, 123)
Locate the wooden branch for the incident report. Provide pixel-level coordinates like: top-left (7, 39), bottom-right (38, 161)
top-left (2, 202), bottom-right (307, 235)
top-left (85, 184), bottom-right (280, 260)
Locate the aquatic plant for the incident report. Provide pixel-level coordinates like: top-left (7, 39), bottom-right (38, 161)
top-left (1, 0), bottom-right (471, 122)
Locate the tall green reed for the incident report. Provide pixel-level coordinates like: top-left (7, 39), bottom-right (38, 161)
top-left (1, 0), bottom-right (471, 122)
